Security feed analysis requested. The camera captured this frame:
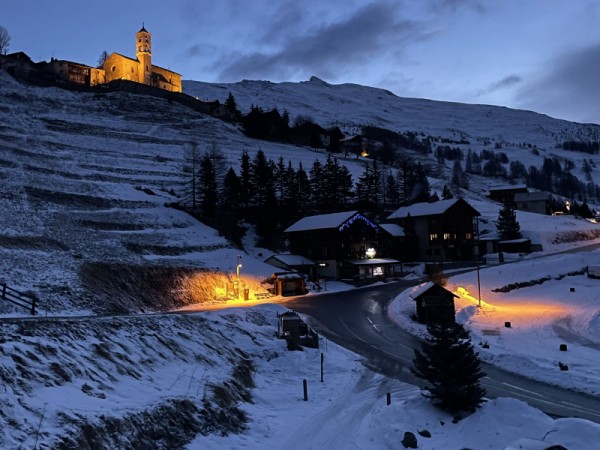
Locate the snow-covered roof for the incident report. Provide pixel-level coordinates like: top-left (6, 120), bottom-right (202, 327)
top-left (285, 211), bottom-right (359, 232)
top-left (387, 198), bottom-right (475, 220)
top-left (266, 254), bottom-right (316, 266)
top-left (344, 258), bottom-right (400, 265)
top-left (499, 238), bottom-right (531, 244)
top-left (379, 223), bottom-right (405, 237)
top-left (409, 281), bottom-right (458, 299)
top-left (489, 184), bottom-right (528, 192)
top-left (272, 272), bottom-right (305, 280)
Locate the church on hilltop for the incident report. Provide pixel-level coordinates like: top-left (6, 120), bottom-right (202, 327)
top-left (102, 25), bottom-right (182, 92)
top-left (0, 25), bottom-right (182, 93)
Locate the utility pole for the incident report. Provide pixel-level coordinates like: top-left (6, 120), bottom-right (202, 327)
top-left (475, 217), bottom-right (481, 307)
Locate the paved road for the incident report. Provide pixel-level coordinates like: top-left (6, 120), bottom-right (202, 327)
top-left (284, 280), bottom-right (600, 423)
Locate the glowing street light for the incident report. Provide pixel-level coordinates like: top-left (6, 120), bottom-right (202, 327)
top-left (236, 254), bottom-right (242, 299)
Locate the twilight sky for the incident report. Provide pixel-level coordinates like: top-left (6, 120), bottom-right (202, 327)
top-left (3, 0), bottom-right (600, 124)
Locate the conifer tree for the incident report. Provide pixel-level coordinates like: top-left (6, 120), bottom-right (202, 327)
top-left (250, 149), bottom-right (275, 208)
top-left (225, 92), bottom-right (238, 117)
top-left (496, 201), bottom-right (522, 240)
top-left (412, 323), bottom-right (486, 414)
top-left (441, 184), bottom-right (453, 200)
top-left (221, 167), bottom-right (242, 209)
top-left (239, 150), bottom-right (252, 207)
top-left (385, 171), bottom-right (400, 208)
top-left (199, 154), bottom-right (217, 215)
top-left (295, 162), bottom-right (311, 211)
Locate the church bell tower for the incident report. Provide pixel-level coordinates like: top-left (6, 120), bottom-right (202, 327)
top-left (136, 24), bottom-right (152, 85)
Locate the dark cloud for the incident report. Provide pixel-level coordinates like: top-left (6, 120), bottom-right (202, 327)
top-left (427, 0), bottom-right (490, 14)
top-left (516, 44), bottom-right (600, 124)
top-left (476, 74), bottom-right (522, 96)
top-left (214, 2), bottom-right (429, 81)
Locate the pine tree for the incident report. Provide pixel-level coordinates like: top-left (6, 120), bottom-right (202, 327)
top-left (441, 184), bottom-right (453, 200)
top-left (221, 167), bottom-right (241, 209)
top-left (225, 92), bottom-right (238, 117)
top-left (496, 201), bottom-right (522, 240)
top-left (309, 159), bottom-right (325, 210)
top-left (239, 150), bottom-right (252, 207)
top-left (412, 323), bottom-right (486, 414)
top-left (199, 154), bottom-right (217, 215)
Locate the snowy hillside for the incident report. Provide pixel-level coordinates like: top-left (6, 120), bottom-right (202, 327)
top-left (1, 70), bottom-right (600, 313)
top-left (186, 76), bottom-right (600, 192)
top-left (2, 71), bottom-right (600, 448)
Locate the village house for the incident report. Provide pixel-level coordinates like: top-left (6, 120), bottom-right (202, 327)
top-left (488, 184), bottom-right (528, 203)
top-left (284, 210), bottom-right (401, 281)
top-left (514, 191), bottom-right (552, 215)
top-left (387, 198), bottom-right (480, 262)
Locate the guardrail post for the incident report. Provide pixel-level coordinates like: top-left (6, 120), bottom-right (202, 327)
top-left (31, 296), bottom-right (36, 315)
top-left (2, 283), bottom-right (6, 300)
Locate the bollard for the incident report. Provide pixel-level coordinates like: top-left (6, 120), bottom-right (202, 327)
top-left (320, 353), bottom-right (324, 382)
top-left (387, 393), bottom-right (391, 406)
top-left (303, 379), bottom-right (308, 401)
top-left (570, 287), bottom-right (575, 292)
top-left (504, 321), bottom-right (511, 328)
top-left (560, 344), bottom-right (568, 351)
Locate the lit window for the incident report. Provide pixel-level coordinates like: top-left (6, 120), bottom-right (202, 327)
top-left (465, 232), bottom-right (472, 240)
top-left (443, 233), bottom-right (450, 240)
top-left (429, 233), bottom-right (438, 241)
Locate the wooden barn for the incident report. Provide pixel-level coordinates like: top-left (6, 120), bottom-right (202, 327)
top-left (409, 282), bottom-right (457, 324)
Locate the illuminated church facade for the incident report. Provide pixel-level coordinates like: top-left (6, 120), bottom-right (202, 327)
top-left (103, 25), bottom-right (182, 92)
top-left (1, 25), bottom-right (182, 92)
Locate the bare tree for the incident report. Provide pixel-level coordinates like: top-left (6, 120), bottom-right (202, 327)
top-left (0, 26), bottom-right (10, 55)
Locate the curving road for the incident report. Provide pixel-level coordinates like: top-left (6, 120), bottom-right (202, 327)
top-left (284, 280), bottom-right (600, 423)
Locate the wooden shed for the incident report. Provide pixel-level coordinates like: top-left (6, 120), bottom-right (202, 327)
top-left (269, 272), bottom-right (307, 296)
top-left (409, 282), bottom-right (457, 324)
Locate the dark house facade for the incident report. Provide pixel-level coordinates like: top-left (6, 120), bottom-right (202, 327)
top-left (284, 210), bottom-right (401, 280)
top-left (488, 184), bottom-right (528, 203)
top-left (387, 198), bottom-right (480, 262)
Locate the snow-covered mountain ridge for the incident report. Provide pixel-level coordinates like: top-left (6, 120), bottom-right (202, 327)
top-left (186, 75), bottom-right (600, 146)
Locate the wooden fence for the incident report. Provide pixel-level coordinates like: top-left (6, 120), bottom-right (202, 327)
top-left (1, 283), bottom-right (38, 315)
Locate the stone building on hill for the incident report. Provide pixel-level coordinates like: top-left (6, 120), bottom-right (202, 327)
top-left (103, 25), bottom-right (181, 92)
top-left (1, 25), bottom-right (181, 93)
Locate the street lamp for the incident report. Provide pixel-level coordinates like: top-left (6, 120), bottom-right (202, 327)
top-left (236, 254), bottom-right (242, 299)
